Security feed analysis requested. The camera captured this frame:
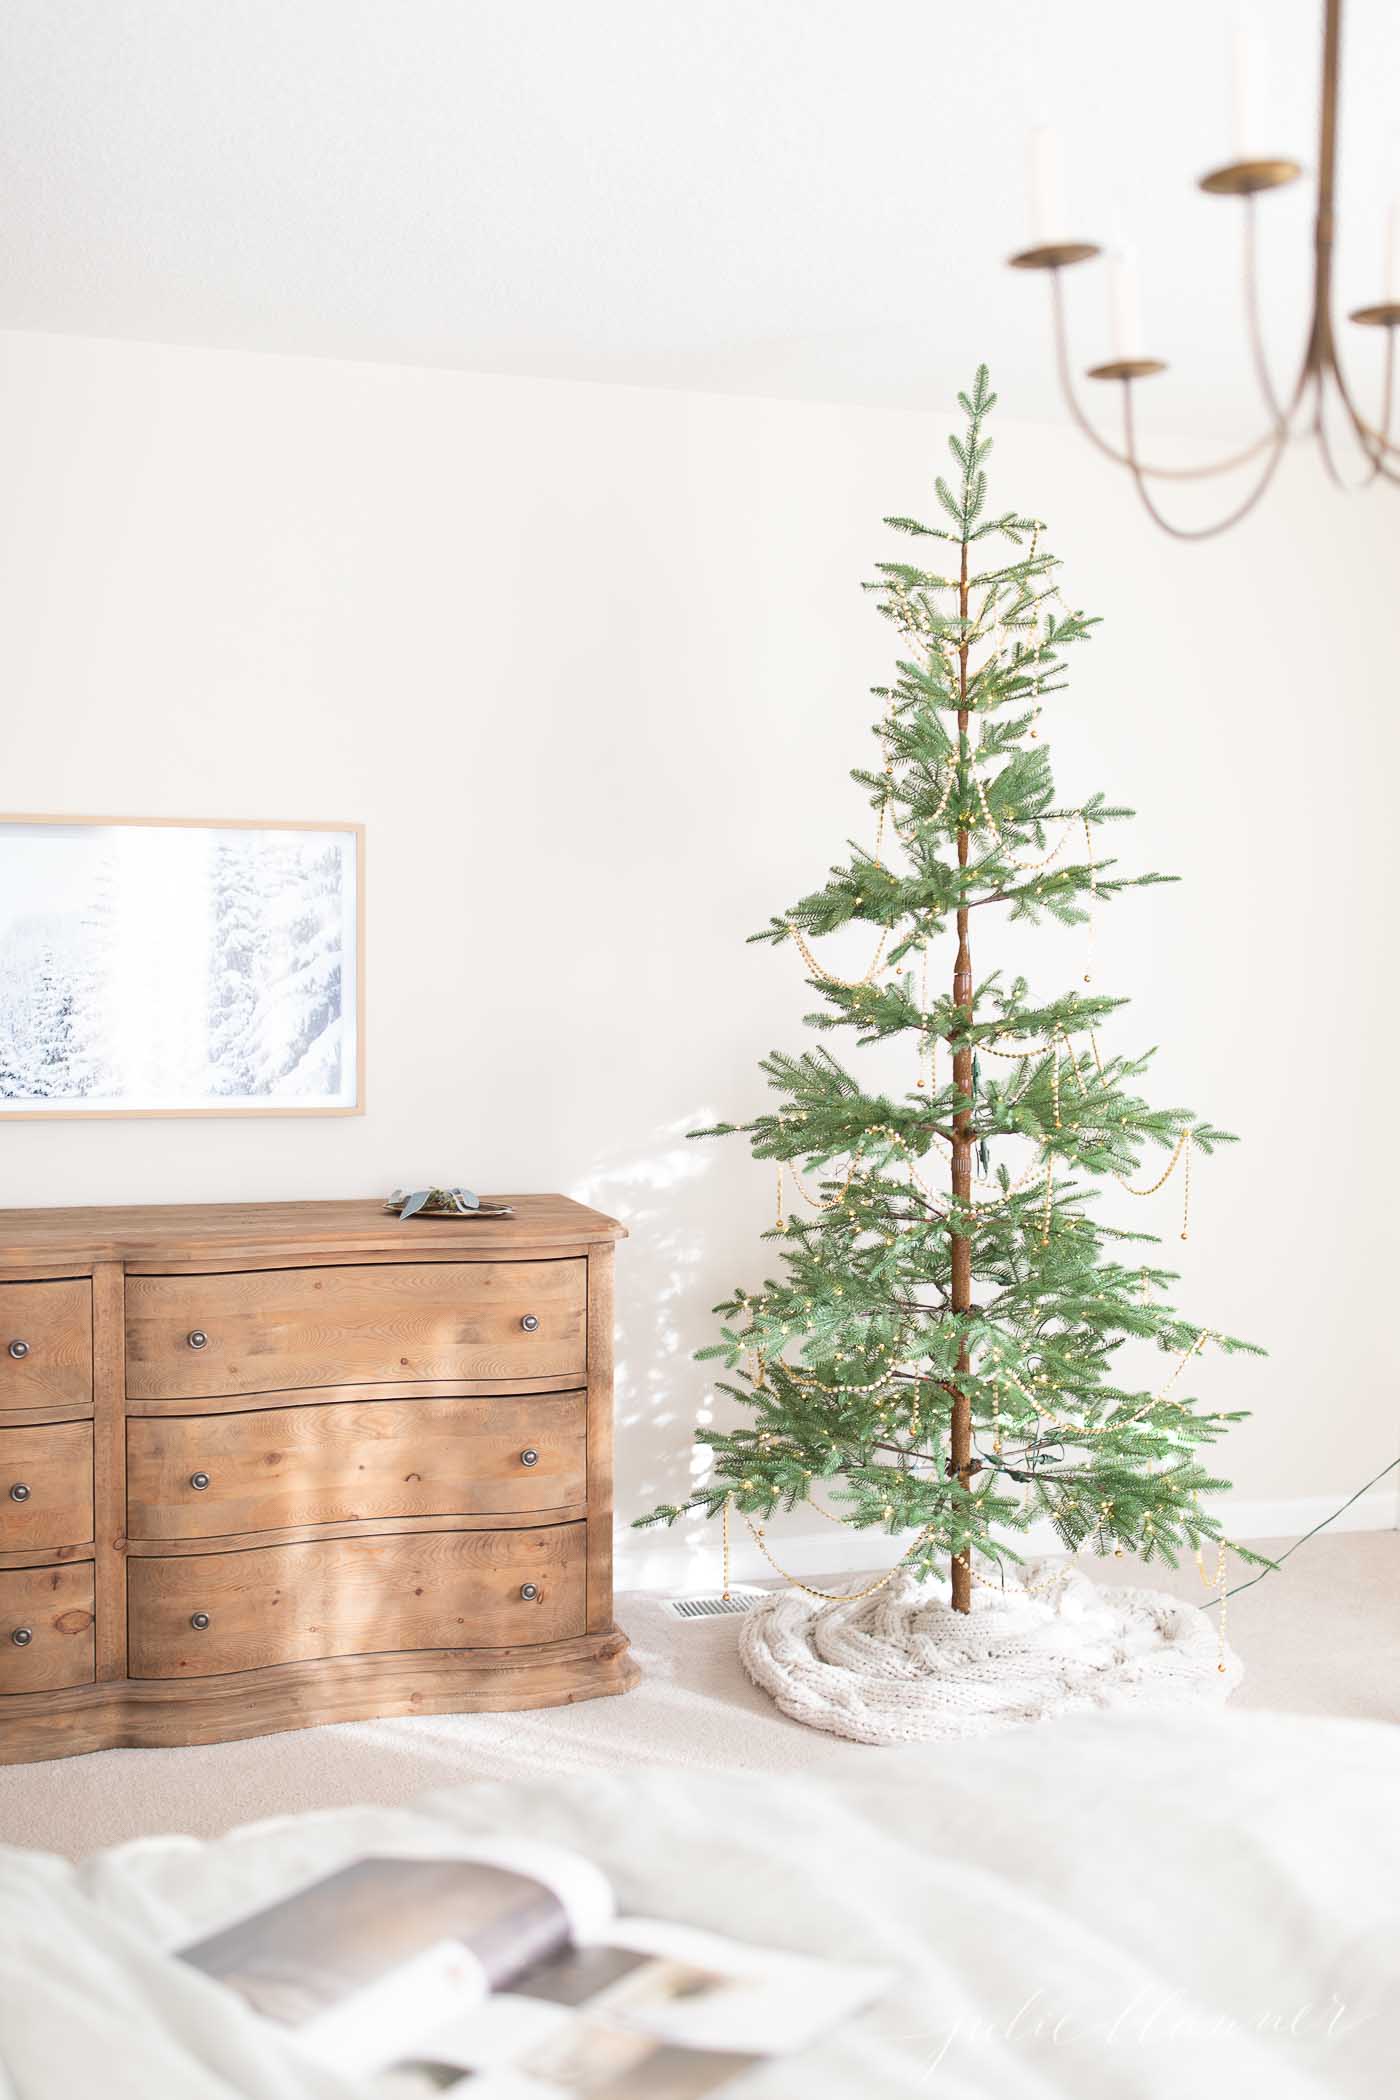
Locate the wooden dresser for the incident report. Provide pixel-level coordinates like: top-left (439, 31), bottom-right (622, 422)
top-left (0, 1196), bottom-right (636, 1763)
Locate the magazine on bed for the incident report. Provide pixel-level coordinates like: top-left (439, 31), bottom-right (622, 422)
top-left (179, 1839), bottom-right (889, 2097)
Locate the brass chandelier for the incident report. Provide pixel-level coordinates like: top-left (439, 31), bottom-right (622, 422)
top-left (1008, 0), bottom-right (1397, 537)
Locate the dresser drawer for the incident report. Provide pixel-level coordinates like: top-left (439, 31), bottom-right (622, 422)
top-left (128, 1525), bottom-right (586, 1678)
top-left (0, 1422), bottom-right (93, 1552)
top-left (0, 1280), bottom-right (92, 1412)
top-left (0, 1562), bottom-right (95, 1694)
top-left (125, 1260), bottom-right (588, 1401)
top-left (126, 1393), bottom-right (587, 1541)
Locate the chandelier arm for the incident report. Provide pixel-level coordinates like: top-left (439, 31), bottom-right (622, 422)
top-left (1119, 380), bottom-right (1291, 539)
top-left (1304, 0), bottom-right (1399, 483)
top-left (1324, 336), bottom-right (1400, 474)
top-left (1315, 367), bottom-right (1399, 487)
top-left (1369, 336), bottom-right (1400, 481)
top-left (1047, 270), bottom-right (1137, 469)
top-left (1049, 267), bottom-right (1287, 483)
top-left (1311, 372), bottom-right (1354, 489)
top-left (1381, 333), bottom-right (1396, 450)
top-left (1241, 196), bottom-right (1292, 429)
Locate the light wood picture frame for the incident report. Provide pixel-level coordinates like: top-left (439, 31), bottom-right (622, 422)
top-left (0, 815), bottom-right (364, 1119)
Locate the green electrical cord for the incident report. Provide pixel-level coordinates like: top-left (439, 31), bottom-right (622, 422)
top-left (1201, 1454), bottom-right (1400, 1609)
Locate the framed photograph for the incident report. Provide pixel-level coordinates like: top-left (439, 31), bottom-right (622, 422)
top-left (0, 816), bottom-right (364, 1118)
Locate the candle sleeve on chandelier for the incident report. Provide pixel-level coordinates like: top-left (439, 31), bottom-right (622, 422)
top-left (1231, 27), bottom-right (1254, 161)
top-left (1028, 125), bottom-right (1065, 246)
top-left (1108, 247), bottom-right (1143, 361)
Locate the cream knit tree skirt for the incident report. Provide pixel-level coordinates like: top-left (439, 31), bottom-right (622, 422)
top-left (739, 1561), bottom-right (1243, 1744)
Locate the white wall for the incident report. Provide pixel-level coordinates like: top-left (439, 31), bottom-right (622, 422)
top-left (2, 330), bottom-right (1396, 1586)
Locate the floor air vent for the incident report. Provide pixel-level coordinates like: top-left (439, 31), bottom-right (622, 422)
top-left (661, 1589), bottom-right (767, 1620)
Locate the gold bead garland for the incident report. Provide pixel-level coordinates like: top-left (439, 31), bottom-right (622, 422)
top-left (972, 1557), bottom-right (1072, 1600)
top-left (990, 1325), bottom-right (1218, 1439)
top-left (1000, 816), bottom-right (1078, 874)
top-left (783, 1362), bottom-right (906, 1399)
top-left (982, 1026), bottom-right (1197, 1237)
top-left (970, 1144), bottom-right (1049, 1209)
top-left (1113, 1126), bottom-right (1190, 1196)
top-left (782, 1152), bottom-right (864, 1214)
top-left (916, 940), bottom-right (934, 1089)
top-left (741, 1508), bottom-right (936, 1602)
top-left (786, 918), bottom-right (889, 991)
top-left (1113, 1125), bottom-right (1195, 1241)
top-left (1196, 1539), bottom-right (1231, 1672)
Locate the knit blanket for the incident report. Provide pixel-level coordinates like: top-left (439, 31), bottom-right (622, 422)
top-left (739, 1560), bottom-right (1241, 1742)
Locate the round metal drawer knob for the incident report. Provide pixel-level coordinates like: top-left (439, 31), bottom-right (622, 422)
top-left (187, 1330), bottom-right (209, 1350)
top-left (7, 1339), bottom-right (29, 1360)
top-left (520, 1314), bottom-right (540, 1333)
top-left (9, 1483), bottom-right (30, 1502)
top-left (519, 1583), bottom-right (540, 1602)
top-left (11, 1626), bottom-right (33, 1647)
top-left (189, 1472), bottom-right (210, 1492)
top-left (520, 1448), bottom-right (540, 1467)
top-left (190, 1612), bottom-right (211, 1631)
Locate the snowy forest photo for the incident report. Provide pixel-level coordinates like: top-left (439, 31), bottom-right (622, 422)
top-left (0, 821), bottom-right (360, 1114)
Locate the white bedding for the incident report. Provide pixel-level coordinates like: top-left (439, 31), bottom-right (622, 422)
top-left (1, 1707), bottom-right (1396, 2098)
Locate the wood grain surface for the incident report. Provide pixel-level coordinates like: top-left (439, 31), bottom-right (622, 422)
top-left (127, 1524), bottom-right (587, 1678)
top-left (92, 1262), bottom-right (128, 1681)
top-left (0, 1195), bottom-right (625, 1267)
top-left (126, 1392), bottom-right (587, 1539)
top-left (121, 1506), bottom-right (589, 1557)
top-left (0, 1561), bottom-right (95, 1694)
top-left (125, 1259), bottom-right (587, 1400)
top-left (126, 1373), bottom-right (584, 1419)
top-left (0, 1628), bottom-right (638, 1760)
top-left (0, 1279), bottom-right (92, 1411)
top-left (0, 1420), bottom-right (92, 1555)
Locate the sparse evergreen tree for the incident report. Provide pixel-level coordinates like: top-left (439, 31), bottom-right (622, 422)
top-left (639, 369), bottom-right (1262, 1609)
top-left (0, 1007), bottom-right (26, 1100)
top-left (206, 835), bottom-right (347, 1099)
top-left (246, 840), bottom-right (345, 1096)
top-left (28, 952), bottom-right (79, 1101)
top-left (208, 836), bottom-right (261, 1097)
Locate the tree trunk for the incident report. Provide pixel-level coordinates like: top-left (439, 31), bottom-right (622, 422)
top-left (949, 536), bottom-right (974, 1612)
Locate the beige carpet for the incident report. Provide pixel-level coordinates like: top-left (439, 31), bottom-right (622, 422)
top-left (2, 1532), bottom-right (1395, 1860)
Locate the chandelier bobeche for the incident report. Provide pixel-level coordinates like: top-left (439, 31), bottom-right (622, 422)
top-left (1009, 0), bottom-right (1398, 537)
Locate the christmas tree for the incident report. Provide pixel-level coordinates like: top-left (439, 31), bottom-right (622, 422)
top-left (640, 368), bottom-right (1262, 1613)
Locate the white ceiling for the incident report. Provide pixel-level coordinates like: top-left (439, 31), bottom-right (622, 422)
top-left (0, 0), bottom-right (1396, 434)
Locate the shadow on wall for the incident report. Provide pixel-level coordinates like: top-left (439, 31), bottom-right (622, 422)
top-left (572, 1115), bottom-right (745, 1590)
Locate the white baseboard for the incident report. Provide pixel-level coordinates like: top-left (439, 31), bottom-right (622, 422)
top-left (617, 1480), bottom-right (1400, 1595)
